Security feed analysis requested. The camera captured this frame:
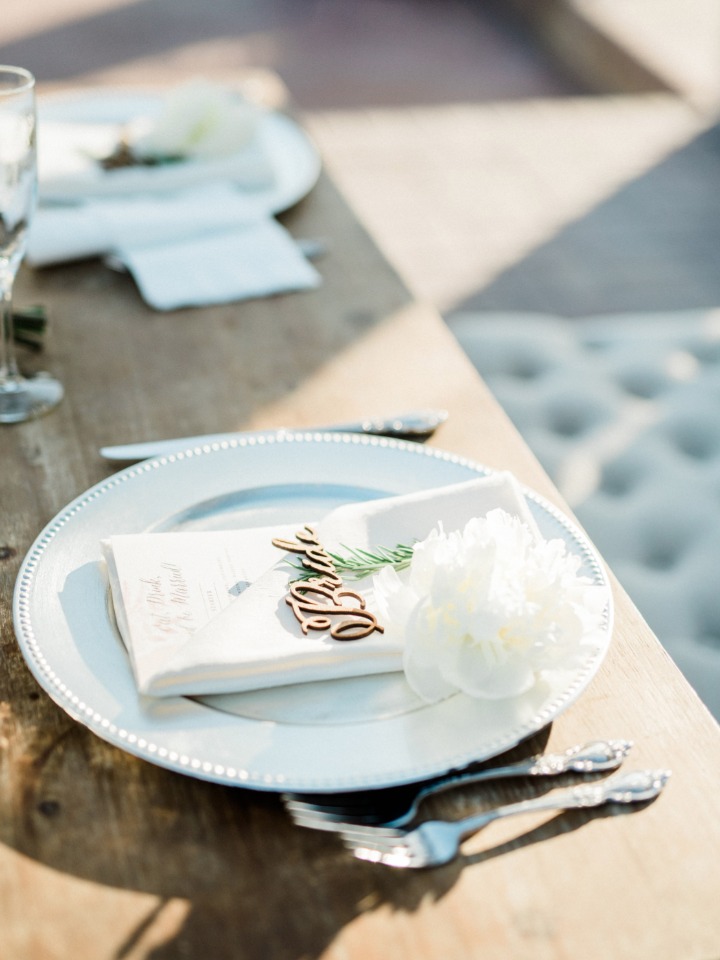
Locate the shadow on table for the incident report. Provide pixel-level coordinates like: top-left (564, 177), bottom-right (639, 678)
top-left (13, 165), bottom-right (420, 471)
top-left (0, 689), bottom-right (561, 959)
top-left (0, 0), bottom-right (576, 110)
top-left (450, 123), bottom-right (720, 319)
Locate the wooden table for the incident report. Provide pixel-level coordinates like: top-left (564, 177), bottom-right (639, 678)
top-left (2, 82), bottom-right (720, 960)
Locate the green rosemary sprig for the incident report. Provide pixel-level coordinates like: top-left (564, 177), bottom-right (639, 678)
top-left (99, 141), bottom-right (183, 170)
top-left (289, 542), bottom-right (416, 582)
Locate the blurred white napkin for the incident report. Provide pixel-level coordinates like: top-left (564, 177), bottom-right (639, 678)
top-left (31, 92), bottom-right (321, 309)
top-left (27, 184), bottom-right (321, 310)
top-left (102, 473), bottom-right (540, 698)
top-left (118, 216), bottom-right (320, 310)
top-left (27, 185), bottom-right (264, 266)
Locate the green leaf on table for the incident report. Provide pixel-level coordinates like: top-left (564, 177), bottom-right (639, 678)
top-left (12, 306), bottom-right (48, 352)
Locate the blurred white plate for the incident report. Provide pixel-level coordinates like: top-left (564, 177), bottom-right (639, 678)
top-left (37, 89), bottom-right (321, 214)
top-left (13, 434), bottom-right (613, 792)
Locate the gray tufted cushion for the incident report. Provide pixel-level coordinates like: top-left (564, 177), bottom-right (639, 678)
top-left (450, 310), bottom-right (720, 720)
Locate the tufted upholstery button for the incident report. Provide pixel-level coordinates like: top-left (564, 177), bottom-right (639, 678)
top-left (450, 309), bottom-right (720, 719)
top-left (688, 338), bottom-right (720, 365)
top-left (664, 410), bottom-right (720, 461)
top-left (613, 363), bottom-right (669, 399)
top-left (544, 391), bottom-right (614, 438)
top-left (599, 457), bottom-right (646, 497)
top-left (508, 356), bottom-right (547, 380)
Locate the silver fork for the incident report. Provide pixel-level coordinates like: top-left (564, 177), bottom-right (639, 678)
top-left (341, 769), bottom-right (671, 869)
top-left (284, 739), bottom-right (633, 831)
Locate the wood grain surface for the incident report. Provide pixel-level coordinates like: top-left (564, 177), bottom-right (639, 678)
top-left (2, 87), bottom-right (720, 960)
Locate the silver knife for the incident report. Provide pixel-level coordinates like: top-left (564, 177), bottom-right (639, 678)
top-left (99, 409), bottom-right (448, 461)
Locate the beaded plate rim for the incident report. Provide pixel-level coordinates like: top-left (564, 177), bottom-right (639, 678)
top-left (12, 432), bottom-right (613, 792)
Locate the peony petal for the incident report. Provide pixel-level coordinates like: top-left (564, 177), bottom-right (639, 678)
top-left (371, 505), bottom-right (604, 704)
top-left (461, 658), bottom-right (536, 699)
top-left (402, 611), bottom-right (458, 703)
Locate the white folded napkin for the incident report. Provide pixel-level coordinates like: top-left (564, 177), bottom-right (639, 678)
top-left (31, 95), bottom-right (321, 309)
top-left (117, 216), bottom-right (320, 310)
top-left (26, 184), bottom-right (321, 310)
top-left (102, 473), bottom-right (540, 698)
top-left (26, 184), bottom-right (266, 266)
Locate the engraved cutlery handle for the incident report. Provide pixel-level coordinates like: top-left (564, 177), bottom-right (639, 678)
top-left (386, 739), bottom-right (633, 827)
top-left (99, 409), bottom-right (449, 461)
top-left (456, 769), bottom-right (671, 840)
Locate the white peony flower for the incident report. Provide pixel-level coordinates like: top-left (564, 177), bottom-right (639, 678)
top-left (372, 509), bottom-right (606, 703)
top-left (131, 79), bottom-right (260, 161)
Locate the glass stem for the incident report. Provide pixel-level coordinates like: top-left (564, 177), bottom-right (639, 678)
top-left (0, 272), bottom-right (20, 383)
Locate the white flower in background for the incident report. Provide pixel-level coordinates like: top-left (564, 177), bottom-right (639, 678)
top-left (372, 509), bottom-right (606, 703)
top-left (131, 79), bottom-right (260, 161)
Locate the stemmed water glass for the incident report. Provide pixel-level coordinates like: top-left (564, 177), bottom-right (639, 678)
top-left (0, 65), bottom-right (63, 423)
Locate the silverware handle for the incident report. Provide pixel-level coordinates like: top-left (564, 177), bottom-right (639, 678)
top-left (392, 759), bottom-right (553, 828)
top-left (323, 409), bottom-right (448, 439)
top-left (395, 762), bottom-right (545, 824)
top-left (388, 739), bottom-right (633, 827)
top-left (99, 409), bottom-right (448, 460)
top-left (454, 769), bottom-right (670, 842)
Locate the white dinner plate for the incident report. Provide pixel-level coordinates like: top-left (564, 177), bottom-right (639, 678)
top-left (13, 434), bottom-right (613, 792)
top-left (37, 89), bottom-right (321, 214)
